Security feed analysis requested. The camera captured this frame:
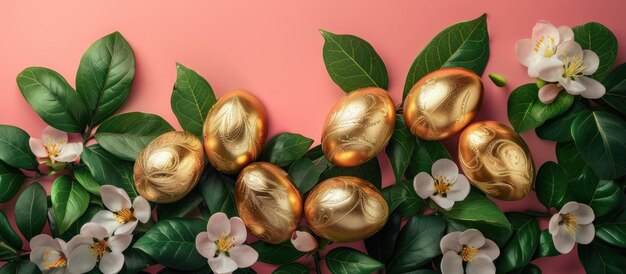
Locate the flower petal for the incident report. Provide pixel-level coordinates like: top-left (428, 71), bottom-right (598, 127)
top-left (30, 246), bottom-right (59, 270)
top-left (576, 224), bottom-right (595, 244)
top-left (115, 220), bottom-right (138, 235)
top-left (549, 213), bottom-right (561, 235)
top-left (91, 210), bottom-right (122, 235)
top-left (80, 222), bottom-right (109, 240)
top-left (41, 127), bottom-right (68, 146)
top-left (431, 158), bottom-right (458, 182)
top-left (431, 195), bottom-right (454, 210)
top-left (208, 253), bottom-right (238, 274)
top-left (100, 185), bottom-right (132, 212)
top-left (229, 217), bottom-right (248, 245)
top-left (29, 234), bottom-right (58, 250)
top-left (440, 231), bottom-right (462, 253)
top-left (538, 84), bottom-right (563, 104)
top-left (67, 244), bottom-right (98, 274)
top-left (65, 235), bottom-right (93, 255)
top-left (481, 239), bottom-right (500, 260)
top-left (560, 78), bottom-right (586, 94)
top-left (196, 232), bottom-right (217, 259)
top-left (582, 50), bottom-right (600, 75)
top-left (534, 57), bottom-right (564, 81)
top-left (440, 251), bottom-right (464, 274)
top-left (556, 40), bottom-right (584, 60)
top-left (532, 21), bottom-right (560, 45)
top-left (229, 245), bottom-right (259, 268)
top-left (578, 77), bottom-right (606, 99)
top-left (207, 213), bottom-right (231, 242)
top-left (132, 196), bottom-right (151, 223)
top-left (466, 253), bottom-right (496, 274)
top-left (515, 39), bottom-right (537, 67)
top-left (53, 142), bottom-right (83, 163)
top-left (558, 26), bottom-right (574, 42)
top-left (447, 175), bottom-right (470, 202)
top-left (108, 234), bottom-right (132, 253)
top-left (29, 138), bottom-right (48, 158)
top-left (291, 231), bottom-right (318, 252)
top-left (560, 201), bottom-right (579, 214)
top-left (553, 229), bottom-right (576, 254)
top-left (459, 229), bottom-right (486, 248)
top-left (413, 172), bottom-right (435, 199)
top-left (100, 252), bottom-right (125, 274)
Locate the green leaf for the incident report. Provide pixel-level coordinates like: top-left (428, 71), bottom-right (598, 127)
top-left (602, 63), bottom-right (626, 115)
top-left (76, 31), bottom-right (135, 126)
top-left (251, 241), bottom-right (304, 265)
top-left (14, 182), bottom-right (47, 240)
top-left (535, 101), bottom-right (589, 142)
top-left (387, 215), bottom-right (446, 273)
top-left (507, 83), bottom-right (574, 133)
top-left (0, 162), bottom-right (25, 203)
top-left (51, 175), bottom-right (90, 234)
top-left (573, 22), bottom-right (618, 81)
top-left (260, 133), bottom-right (313, 167)
top-left (573, 167), bottom-right (623, 218)
top-left (157, 266), bottom-right (211, 274)
top-left (495, 214), bottom-right (540, 273)
top-left (596, 221), bottom-right (626, 248)
top-left (364, 211), bottom-right (401, 263)
top-left (405, 138), bottom-right (450, 178)
top-left (288, 157), bottom-right (326, 195)
top-left (386, 116), bottom-right (415, 182)
top-left (272, 263), bottom-right (309, 274)
top-left (197, 168), bottom-right (237, 217)
top-left (509, 264), bottom-right (541, 274)
top-left (489, 73), bottom-right (508, 87)
top-left (17, 67), bottom-right (88, 132)
top-left (0, 239), bottom-right (19, 261)
top-left (157, 191), bottom-right (203, 220)
top-left (73, 165), bottom-right (101, 196)
top-left (571, 111), bottom-right (626, 180)
top-left (320, 30), bottom-right (388, 92)
top-left (320, 157), bottom-right (382, 188)
top-left (95, 112), bottom-right (174, 161)
top-left (58, 205), bottom-right (100, 241)
top-left (0, 211), bottom-right (22, 250)
top-left (0, 125), bottom-right (38, 170)
top-left (534, 230), bottom-right (558, 258)
top-left (403, 14), bottom-right (489, 100)
top-left (578, 243), bottom-right (626, 274)
top-left (134, 218), bottom-right (207, 271)
top-left (555, 142), bottom-right (587, 179)
top-left (326, 247), bottom-right (383, 274)
top-left (121, 248), bottom-right (155, 273)
top-left (390, 180), bottom-right (424, 217)
top-left (171, 63), bottom-right (216, 137)
top-left (0, 261), bottom-right (41, 274)
top-left (535, 161), bottom-right (567, 209)
top-left (81, 144), bottom-right (138, 198)
top-left (441, 189), bottom-right (512, 246)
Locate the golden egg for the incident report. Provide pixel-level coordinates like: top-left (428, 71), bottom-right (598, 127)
top-left (304, 176), bottom-right (389, 242)
top-left (458, 121), bottom-right (535, 201)
top-left (134, 131), bottom-right (205, 203)
top-left (203, 89), bottom-right (267, 174)
top-left (321, 87), bottom-right (395, 167)
top-left (403, 67), bottom-right (483, 140)
top-left (235, 162), bottom-right (302, 244)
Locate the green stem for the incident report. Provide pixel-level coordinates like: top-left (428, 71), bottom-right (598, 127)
top-left (313, 252), bottom-right (322, 274)
top-left (82, 125), bottom-right (93, 144)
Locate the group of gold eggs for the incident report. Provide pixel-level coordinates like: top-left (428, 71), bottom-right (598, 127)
top-left (132, 67), bottom-right (535, 245)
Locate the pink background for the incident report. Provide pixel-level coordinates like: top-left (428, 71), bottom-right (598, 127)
top-left (2, 1), bottom-right (626, 273)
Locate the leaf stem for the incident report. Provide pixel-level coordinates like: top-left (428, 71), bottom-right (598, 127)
top-left (313, 251), bottom-right (322, 274)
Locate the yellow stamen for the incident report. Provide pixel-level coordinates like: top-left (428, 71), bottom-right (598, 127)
top-left (214, 231), bottom-right (236, 256)
top-left (562, 54), bottom-right (588, 80)
top-left (113, 208), bottom-right (136, 224)
top-left (534, 35), bottom-right (557, 58)
top-left (433, 175), bottom-right (452, 197)
top-left (460, 245), bottom-right (479, 262)
top-left (89, 239), bottom-right (109, 261)
top-left (559, 213), bottom-right (578, 236)
top-left (44, 251), bottom-right (67, 269)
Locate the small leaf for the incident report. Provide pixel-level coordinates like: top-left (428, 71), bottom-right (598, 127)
top-left (386, 116), bottom-right (415, 182)
top-left (535, 161), bottom-right (567, 209)
top-left (320, 157), bottom-right (382, 189)
top-left (51, 175), bottom-right (90, 234)
top-left (602, 63), bottom-right (626, 115)
top-left (573, 22), bottom-right (618, 81)
top-left (81, 144), bottom-right (138, 198)
top-left (386, 215), bottom-right (446, 273)
top-left (489, 73), bottom-right (508, 87)
top-left (0, 162), bottom-right (25, 203)
top-left (14, 182), bottom-right (47, 240)
top-left (495, 213), bottom-right (540, 273)
top-left (171, 63), bottom-right (217, 137)
top-left (534, 230), bottom-right (559, 258)
top-left (272, 263), bottom-right (309, 274)
top-left (251, 241), bottom-right (304, 265)
top-left (0, 125), bottom-right (38, 170)
top-left (73, 165), bottom-right (101, 196)
top-left (288, 157), bottom-right (326, 195)
top-left (536, 101), bottom-right (589, 142)
top-left (365, 211), bottom-right (402, 263)
top-left (197, 167), bottom-right (238, 217)
top-left (0, 240), bottom-right (19, 261)
top-left (157, 191), bottom-right (203, 220)
top-left (507, 83), bottom-right (574, 133)
top-left (0, 211), bottom-right (22, 250)
top-left (325, 247), bottom-right (383, 274)
top-left (405, 138), bottom-right (450, 179)
top-left (260, 133), bottom-right (313, 167)
top-left (320, 30), bottom-right (388, 92)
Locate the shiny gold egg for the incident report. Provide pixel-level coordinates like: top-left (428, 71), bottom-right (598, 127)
top-left (304, 176), bottom-right (389, 242)
top-left (458, 121), bottom-right (535, 201)
top-left (321, 87), bottom-right (395, 167)
top-left (203, 89), bottom-right (267, 174)
top-left (403, 67), bottom-right (483, 140)
top-left (134, 131), bottom-right (205, 203)
top-left (235, 162), bottom-right (302, 244)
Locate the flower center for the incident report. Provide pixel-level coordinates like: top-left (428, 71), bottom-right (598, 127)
top-left (433, 175), bottom-right (452, 197)
top-left (459, 245), bottom-right (478, 262)
top-left (215, 232), bottom-right (236, 256)
top-left (534, 35), bottom-right (557, 58)
top-left (44, 251), bottom-right (67, 269)
top-left (89, 238), bottom-right (110, 261)
top-left (559, 213), bottom-right (578, 236)
top-left (45, 142), bottom-right (65, 158)
top-left (114, 207), bottom-right (136, 224)
top-left (562, 54), bottom-right (588, 80)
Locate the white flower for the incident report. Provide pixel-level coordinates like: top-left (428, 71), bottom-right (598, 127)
top-left (195, 213), bottom-right (258, 274)
top-left (91, 185), bottom-right (151, 235)
top-left (29, 126), bottom-right (83, 165)
top-left (414, 158), bottom-right (470, 210)
top-left (440, 229), bottom-right (500, 274)
top-left (290, 231), bottom-right (318, 252)
top-left (516, 20), bottom-right (574, 78)
top-left (549, 201), bottom-right (595, 254)
top-left (66, 223), bottom-right (132, 274)
top-left (30, 234), bottom-right (75, 273)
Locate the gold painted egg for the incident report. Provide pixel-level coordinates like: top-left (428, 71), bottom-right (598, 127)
top-left (403, 67), bottom-right (483, 140)
top-left (203, 89), bottom-right (268, 174)
top-left (321, 87), bottom-right (395, 167)
top-left (134, 131), bottom-right (205, 203)
top-left (304, 176), bottom-right (389, 242)
top-left (458, 121), bottom-right (535, 201)
top-left (235, 162), bottom-right (302, 244)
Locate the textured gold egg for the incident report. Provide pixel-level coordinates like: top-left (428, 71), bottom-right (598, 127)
top-left (458, 121), bottom-right (535, 201)
top-left (304, 176), bottom-right (389, 242)
top-left (321, 87), bottom-right (395, 167)
top-left (235, 162), bottom-right (302, 244)
top-left (134, 131), bottom-right (205, 203)
top-left (403, 67), bottom-right (483, 140)
top-left (203, 89), bottom-right (267, 174)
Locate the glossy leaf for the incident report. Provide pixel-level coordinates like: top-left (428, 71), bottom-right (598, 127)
top-left (578, 243), bottom-right (626, 274)
top-left (535, 161), bottom-right (567, 209)
top-left (534, 230), bottom-right (559, 258)
top-left (157, 191), bottom-right (203, 220)
top-left (73, 165), bottom-right (101, 196)
top-left (260, 133), bottom-right (313, 167)
top-left (573, 168), bottom-right (624, 218)
top-left (0, 125), bottom-right (38, 170)
top-left (405, 138), bottom-right (450, 178)
top-left (251, 241), bottom-right (304, 265)
top-left (197, 167), bottom-right (238, 217)
top-left (602, 63), bottom-right (626, 115)
top-left (507, 83), bottom-right (574, 133)
top-left (386, 116), bottom-right (415, 182)
top-left (573, 22), bottom-right (618, 81)
top-left (14, 182), bottom-right (47, 240)
top-left (365, 211), bottom-right (401, 263)
top-left (535, 100), bottom-right (589, 142)
top-left (390, 180), bottom-right (424, 217)
top-left (58, 205), bottom-right (100, 242)
top-left (0, 261), bottom-right (41, 274)
top-left (495, 214), bottom-right (540, 273)
top-left (0, 162), bottom-right (25, 203)
top-left (326, 247), bottom-right (383, 274)
top-left (272, 263), bottom-right (309, 274)
top-left (288, 157), bottom-right (326, 195)
top-left (51, 175), bottom-right (90, 234)
top-left (555, 142), bottom-right (587, 179)
top-left (81, 144), bottom-right (138, 198)
top-left (320, 30), bottom-right (388, 92)
top-left (0, 211), bottom-right (22, 250)
top-left (596, 222), bottom-right (626, 248)
top-left (171, 63), bottom-right (216, 137)
top-left (386, 215), bottom-right (446, 273)
top-left (320, 157), bottom-right (382, 189)
top-left (121, 247), bottom-right (155, 273)
top-left (510, 264), bottom-right (542, 274)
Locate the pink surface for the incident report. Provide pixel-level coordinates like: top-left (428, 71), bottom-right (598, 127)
top-left (2, 1), bottom-right (626, 273)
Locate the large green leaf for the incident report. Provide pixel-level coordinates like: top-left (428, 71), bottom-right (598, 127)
top-left (0, 261), bottom-right (41, 274)
top-left (95, 112), bottom-right (174, 161)
top-left (121, 247), bottom-right (155, 274)
top-left (386, 116), bottom-right (415, 182)
top-left (386, 215), bottom-right (446, 273)
top-left (325, 247), bottom-right (383, 274)
top-left (157, 191), bottom-right (203, 220)
top-left (134, 218), bottom-right (207, 271)
top-left (17, 67), bottom-right (88, 132)
top-left (405, 138), bottom-right (450, 178)
top-left (573, 22), bottom-right (618, 81)
top-left (81, 144), bottom-right (138, 198)
top-left (579, 243), bottom-right (626, 274)
top-left (572, 167), bottom-right (623, 218)
top-left (535, 161), bottom-right (567, 209)
top-left (51, 175), bottom-right (90, 234)
top-left (272, 263), bottom-right (309, 274)
top-left (260, 133), bottom-right (313, 167)
top-left (535, 100), bottom-right (589, 142)
top-left (171, 63), bottom-right (216, 137)
top-left (0, 125), bottom-right (38, 170)
top-left (555, 142), bottom-right (587, 179)
top-left (0, 211), bottom-right (22, 250)
top-left (287, 157), bottom-right (326, 195)
top-left (73, 165), bottom-right (101, 196)
top-left (76, 32), bottom-right (135, 127)
top-left (534, 230), bottom-right (559, 258)
top-left (0, 162), bottom-right (25, 203)
top-left (403, 14), bottom-right (489, 100)
top-left (602, 63), bottom-right (626, 115)
top-left (197, 168), bottom-right (237, 217)
top-left (251, 241), bottom-right (304, 265)
top-left (507, 84), bottom-right (574, 133)
top-left (56, 205), bottom-right (100, 242)
top-left (441, 189), bottom-right (512, 246)
top-left (571, 111), bottom-right (626, 180)
top-left (14, 182), bottom-right (47, 240)
top-left (495, 214), bottom-right (540, 273)
top-left (596, 221), bottom-right (626, 248)
top-left (364, 211), bottom-right (401, 264)
top-left (390, 180), bottom-right (424, 217)
top-left (320, 30), bottom-right (388, 92)
top-left (320, 157), bottom-right (382, 189)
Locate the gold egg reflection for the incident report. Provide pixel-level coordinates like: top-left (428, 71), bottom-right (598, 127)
top-left (235, 162), bottom-right (302, 244)
top-left (304, 176), bottom-right (389, 242)
top-left (203, 89), bottom-right (267, 174)
top-left (404, 67), bottom-right (483, 140)
top-left (321, 87), bottom-right (395, 167)
top-left (458, 121), bottom-right (535, 201)
top-left (134, 131), bottom-right (205, 203)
